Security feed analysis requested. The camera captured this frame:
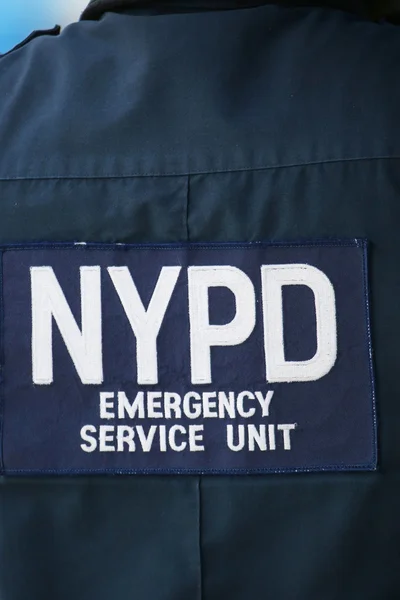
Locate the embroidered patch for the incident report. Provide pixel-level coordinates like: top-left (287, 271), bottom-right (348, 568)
top-left (0, 241), bottom-right (377, 475)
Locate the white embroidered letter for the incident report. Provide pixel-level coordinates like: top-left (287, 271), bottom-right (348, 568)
top-left (261, 264), bottom-right (337, 383)
top-left (108, 266), bottom-right (181, 385)
top-left (188, 266), bottom-right (256, 384)
top-left (31, 266), bottom-right (103, 385)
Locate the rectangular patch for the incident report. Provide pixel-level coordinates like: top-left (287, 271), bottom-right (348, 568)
top-left (0, 240), bottom-right (376, 475)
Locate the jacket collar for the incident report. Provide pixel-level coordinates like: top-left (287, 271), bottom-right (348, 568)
top-left (81, 0), bottom-right (368, 21)
top-left (80, 1), bottom-right (286, 20)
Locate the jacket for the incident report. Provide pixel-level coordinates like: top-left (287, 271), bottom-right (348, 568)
top-left (0, 2), bottom-right (399, 599)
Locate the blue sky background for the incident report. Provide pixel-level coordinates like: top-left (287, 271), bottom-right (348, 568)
top-left (0, 0), bottom-right (88, 53)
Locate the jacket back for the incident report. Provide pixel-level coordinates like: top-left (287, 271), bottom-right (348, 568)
top-left (0, 3), bottom-right (400, 599)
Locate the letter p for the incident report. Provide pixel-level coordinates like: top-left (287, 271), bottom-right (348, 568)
top-left (188, 266), bottom-right (256, 384)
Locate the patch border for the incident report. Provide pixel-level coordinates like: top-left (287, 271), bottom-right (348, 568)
top-left (0, 239), bottom-right (378, 475)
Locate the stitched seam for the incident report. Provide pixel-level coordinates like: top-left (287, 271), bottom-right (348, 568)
top-left (0, 239), bottom-right (365, 251)
top-left (186, 175), bottom-right (191, 242)
top-left (2, 464), bottom-right (377, 475)
top-left (198, 477), bottom-right (203, 600)
top-left (362, 241), bottom-right (378, 468)
top-left (0, 252), bottom-right (4, 472)
top-left (0, 154), bottom-right (399, 181)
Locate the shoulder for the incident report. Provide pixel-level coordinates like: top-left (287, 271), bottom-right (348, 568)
top-left (1, 25), bottom-right (61, 59)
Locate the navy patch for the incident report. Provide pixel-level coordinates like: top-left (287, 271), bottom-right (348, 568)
top-left (0, 241), bottom-right (376, 475)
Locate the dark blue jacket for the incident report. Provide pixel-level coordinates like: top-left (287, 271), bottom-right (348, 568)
top-left (0, 2), bottom-right (399, 599)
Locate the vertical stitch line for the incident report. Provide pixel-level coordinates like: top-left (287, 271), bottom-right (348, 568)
top-left (0, 251), bottom-right (5, 473)
top-left (186, 175), bottom-right (191, 242)
top-left (197, 476), bottom-right (204, 600)
top-left (362, 241), bottom-right (378, 468)
top-left (191, 172), bottom-right (202, 600)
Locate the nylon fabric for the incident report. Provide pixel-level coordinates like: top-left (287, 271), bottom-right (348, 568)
top-left (0, 3), bottom-right (400, 599)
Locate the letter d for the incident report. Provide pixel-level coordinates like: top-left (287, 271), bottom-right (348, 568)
top-left (261, 264), bottom-right (337, 383)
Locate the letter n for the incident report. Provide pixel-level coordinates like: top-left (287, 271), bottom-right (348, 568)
top-left (31, 266), bottom-right (103, 385)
